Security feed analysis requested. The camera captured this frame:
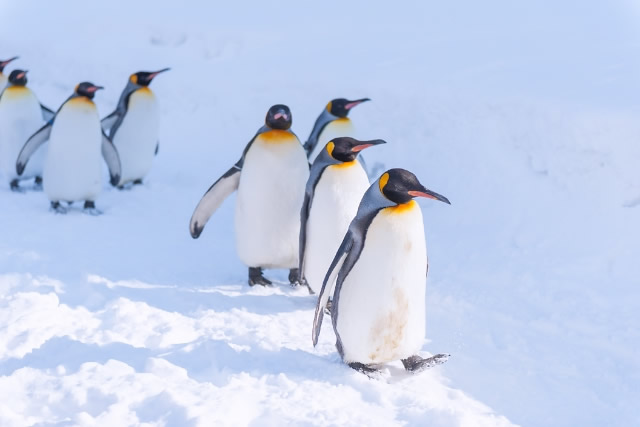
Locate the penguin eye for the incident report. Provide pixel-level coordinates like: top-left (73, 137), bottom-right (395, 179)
top-left (379, 172), bottom-right (390, 195)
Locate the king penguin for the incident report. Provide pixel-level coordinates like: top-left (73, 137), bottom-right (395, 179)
top-left (190, 104), bottom-right (310, 286)
top-left (16, 82), bottom-right (121, 214)
top-left (101, 69), bottom-right (169, 188)
top-left (0, 57), bottom-right (19, 92)
top-left (303, 98), bottom-right (369, 162)
top-left (312, 168), bottom-right (450, 374)
top-left (0, 70), bottom-right (55, 191)
top-left (298, 137), bottom-right (386, 294)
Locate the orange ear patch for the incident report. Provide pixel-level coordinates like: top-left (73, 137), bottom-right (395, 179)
top-left (379, 172), bottom-right (389, 193)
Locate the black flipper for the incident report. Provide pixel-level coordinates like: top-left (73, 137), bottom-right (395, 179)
top-left (101, 131), bottom-right (121, 186)
top-left (40, 104), bottom-right (55, 122)
top-left (16, 122), bottom-right (52, 175)
top-left (155, 142), bottom-right (159, 155)
top-left (101, 110), bottom-right (121, 132)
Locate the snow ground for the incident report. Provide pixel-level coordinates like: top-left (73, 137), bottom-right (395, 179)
top-left (1, 0), bottom-right (639, 426)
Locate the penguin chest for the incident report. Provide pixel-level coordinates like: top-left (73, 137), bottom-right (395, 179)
top-left (0, 75), bottom-right (6, 92)
top-left (113, 88), bottom-right (159, 184)
top-left (336, 201), bottom-right (428, 364)
top-left (0, 87), bottom-right (45, 178)
top-left (304, 162), bottom-right (370, 293)
top-left (44, 98), bottom-right (102, 201)
top-left (235, 131), bottom-right (309, 268)
top-left (310, 118), bottom-right (354, 161)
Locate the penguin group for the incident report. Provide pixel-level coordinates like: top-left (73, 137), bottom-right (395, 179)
top-left (190, 98), bottom-right (452, 375)
top-left (2, 54), bottom-right (452, 376)
top-left (0, 56), bottom-right (168, 212)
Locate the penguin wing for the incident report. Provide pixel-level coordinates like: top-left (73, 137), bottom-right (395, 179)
top-left (155, 142), bottom-right (159, 156)
top-left (189, 164), bottom-right (241, 239)
top-left (101, 110), bottom-right (121, 132)
top-left (101, 131), bottom-right (122, 186)
top-left (298, 164), bottom-right (328, 274)
top-left (40, 104), bottom-right (55, 122)
top-left (16, 122), bottom-right (52, 175)
top-left (312, 231), bottom-right (353, 347)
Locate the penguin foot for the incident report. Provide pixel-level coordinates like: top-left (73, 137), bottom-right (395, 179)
top-left (248, 267), bottom-right (272, 287)
top-left (288, 269), bottom-right (312, 293)
top-left (83, 201), bottom-right (102, 216)
top-left (33, 176), bottom-right (43, 191)
top-left (401, 354), bottom-right (450, 373)
top-left (10, 179), bottom-right (24, 193)
top-left (50, 201), bottom-right (67, 214)
top-left (133, 179), bottom-right (143, 185)
top-left (324, 299), bottom-right (333, 315)
top-left (348, 362), bottom-right (379, 375)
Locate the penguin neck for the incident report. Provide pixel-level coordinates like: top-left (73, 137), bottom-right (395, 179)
top-left (307, 109), bottom-right (338, 145)
top-left (258, 128), bottom-right (296, 143)
top-left (383, 199), bottom-right (418, 215)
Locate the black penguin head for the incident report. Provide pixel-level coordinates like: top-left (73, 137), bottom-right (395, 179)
top-left (75, 82), bottom-right (103, 99)
top-left (379, 168), bottom-right (451, 205)
top-left (0, 56), bottom-right (18, 73)
top-left (8, 69), bottom-right (28, 86)
top-left (265, 104), bottom-right (292, 130)
top-left (326, 98), bottom-right (370, 118)
top-left (326, 137), bottom-right (386, 163)
top-left (129, 68), bottom-right (170, 86)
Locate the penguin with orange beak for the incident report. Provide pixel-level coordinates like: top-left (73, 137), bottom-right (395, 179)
top-left (101, 68), bottom-right (169, 187)
top-left (312, 168), bottom-right (450, 375)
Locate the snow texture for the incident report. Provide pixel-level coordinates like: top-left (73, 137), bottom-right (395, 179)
top-left (1, 0), bottom-right (639, 426)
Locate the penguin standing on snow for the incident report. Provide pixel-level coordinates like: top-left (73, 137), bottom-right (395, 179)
top-left (0, 70), bottom-right (55, 191)
top-left (0, 57), bottom-right (19, 92)
top-left (312, 168), bottom-right (450, 374)
top-left (190, 105), bottom-right (310, 287)
top-left (298, 137), bottom-right (386, 294)
top-left (16, 82), bottom-right (121, 214)
top-left (303, 98), bottom-right (370, 161)
top-left (101, 68), bottom-right (169, 188)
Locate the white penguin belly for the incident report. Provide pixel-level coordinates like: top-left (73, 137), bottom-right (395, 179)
top-left (309, 118), bottom-right (355, 161)
top-left (304, 163), bottom-right (370, 293)
top-left (336, 201), bottom-right (427, 364)
top-left (44, 98), bottom-right (102, 202)
top-left (235, 130), bottom-right (310, 269)
top-left (112, 88), bottom-right (159, 185)
top-left (0, 87), bottom-right (46, 180)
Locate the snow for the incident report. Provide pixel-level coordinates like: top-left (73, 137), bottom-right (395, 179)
top-left (1, 0), bottom-right (639, 426)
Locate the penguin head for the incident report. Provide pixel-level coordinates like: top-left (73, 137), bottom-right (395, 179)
top-left (326, 137), bottom-right (386, 162)
top-left (129, 68), bottom-right (170, 86)
top-left (265, 104), bottom-right (292, 130)
top-left (8, 69), bottom-right (28, 86)
top-left (0, 56), bottom-right (18, 73)
top-left (75, 82), bottom-right (104, 99)
top-left (326, 98), bottom-right (370, 118)
top-left (378, 168), bottom-right (450, 205)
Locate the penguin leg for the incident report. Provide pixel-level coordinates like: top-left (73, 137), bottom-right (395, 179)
top-left (401, 354), bottom-right (450, 373)
top-left (83, 200), bottom-right (102, 216)
top-left (348, 362), bottom-right (379, 375)
top-left (248, 267), bottom-right (272, 287)
top-left (10, 179), bottom-right (24, 193)
top-left (50, 201), bottom-right (67, 214)
top-left (288, 268), bottom-right (312, 293)
top-left (33, 176), bottom-right (43, 191)
top-left (133, 179), bottom-right (143, 185)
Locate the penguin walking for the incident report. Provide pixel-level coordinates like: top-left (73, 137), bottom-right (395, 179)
top-left (0, 70), bottom-right (55, 191)
top-left (16, 82), bottom-right (121, 214)
top-left (298, 137), bottom-right (386, 294)
top-left (312, 168), bottom-right (450, 374)
top-left (303, 98), bottom-right (369, 162)
top-left (0, 57), bottom-right (19, 92)
top-left (190, 105), bottom-right (310, 286)
top-left (101, 68), bottom-right (169, 188)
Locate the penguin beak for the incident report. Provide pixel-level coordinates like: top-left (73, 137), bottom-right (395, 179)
top-left (0, 56), bottom-right (19, 68)
top-left (344, 98), bottom-right (370, 110)
top-left (351, 139), bottom-right (386, 152)
top-left (87, 85), bottom-right (104, 93)
top-left (149, 68), bottom-right (170, 80)
top-left (17, 70), bottom-right (27, 79)
top-left (408, 187), bottom-right (451, 204)
top-left (273, 111), bottom-right (289, 121)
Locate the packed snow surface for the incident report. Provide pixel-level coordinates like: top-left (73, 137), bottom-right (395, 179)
top-left (1, 0), bottom-right (639, 426)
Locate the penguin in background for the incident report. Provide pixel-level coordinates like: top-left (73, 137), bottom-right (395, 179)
top-left (298, 137), bottom-right (386, 295)
top-left (312, 168), bottom-right (450, 375)
top-left (303, 98), bottom-right (370, 161)
top-left (101, 68), bottom-right (169, 188)
top-left (16, 82), bottom-right (121, 214)
top-left (190, 104), bottom-right (310, 287)
top-left (0, 70), bottom-right (55, 191)
top-left (0, 57), bottom-right (19, 92)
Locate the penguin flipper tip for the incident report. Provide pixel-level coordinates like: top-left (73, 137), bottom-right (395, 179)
top-left (190, 222), bottom-right (203, 239)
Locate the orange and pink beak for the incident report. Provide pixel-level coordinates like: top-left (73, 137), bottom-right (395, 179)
top-left (0, 56), bottom-right (18, 71)
top-left (352, 138), bottom-right (386, 152)
top-left (408, 188), bottom-right (451, 204)
top-left (344, 98), bottom-right (370, 110)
